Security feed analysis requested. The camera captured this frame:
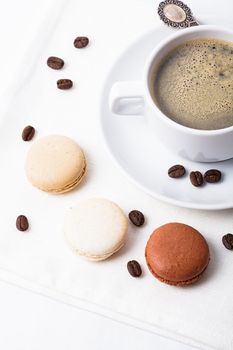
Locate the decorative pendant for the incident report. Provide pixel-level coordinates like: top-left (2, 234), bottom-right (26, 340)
top-left (158, 0), bottom-right (199, 28)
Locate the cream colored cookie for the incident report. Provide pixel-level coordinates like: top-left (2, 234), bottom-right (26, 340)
top-left (64, 198), bottom-right (128, 261)
top-left (25, 135), bottom-right (86, 193)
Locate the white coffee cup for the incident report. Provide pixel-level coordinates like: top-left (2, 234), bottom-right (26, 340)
top-left (109, 25), bottom-right (233, 162)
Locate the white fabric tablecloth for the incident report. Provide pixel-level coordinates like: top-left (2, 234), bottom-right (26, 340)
top-left (0, 1), bottom-right (233, 349)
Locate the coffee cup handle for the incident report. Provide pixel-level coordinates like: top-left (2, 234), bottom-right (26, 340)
top-left (109, 81), bottom-right (144, 116)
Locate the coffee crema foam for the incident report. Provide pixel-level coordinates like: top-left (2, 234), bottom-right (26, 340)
top-left (151, 38), bottom-right (233, 130)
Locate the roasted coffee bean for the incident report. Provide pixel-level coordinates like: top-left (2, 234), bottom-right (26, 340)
top-left (168, 164), bottom-right (185, 178)
top-left (204, 169), bottom-right (221, 183)
top-left (74, 36), bottom-right (89, 48)
top-left (57, 79), bottom-right (73, 90)
top-left (128, 210), bottom-right (145, 227)
top-left (16, 215), bottom-right (29, 232)
top-left (22, 125), bottom-right (35, 141)
top-left (47, 56), bottom-right (64, 70)
top-left (222, 233), bottom-right (233, 250)
top-left (127, 260), bottom-right (142, 277)
top-left (190, 171), bottom-right (203, 187)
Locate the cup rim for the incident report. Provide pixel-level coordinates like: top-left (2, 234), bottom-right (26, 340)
top-left (144, 24), bottom-right (233, 136)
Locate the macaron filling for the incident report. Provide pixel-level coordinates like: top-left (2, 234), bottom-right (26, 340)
top-left (48, 161), bottom-right (86, 193)
top-left (146, 256), bottom-right (210, 286)
top-left (69, 240), bottom-right (125, 261)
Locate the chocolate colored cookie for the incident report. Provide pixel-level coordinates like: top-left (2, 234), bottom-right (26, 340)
top-left (145, 223), bottom-right (210, 286)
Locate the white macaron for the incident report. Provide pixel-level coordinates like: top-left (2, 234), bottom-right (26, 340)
top-left (64, 198), bottom-right (128, 261)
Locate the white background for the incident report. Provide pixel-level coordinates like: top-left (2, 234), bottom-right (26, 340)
top-left (0, 0), bottom-right (231, 349)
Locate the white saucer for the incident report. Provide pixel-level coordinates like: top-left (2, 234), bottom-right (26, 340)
top-left (100, 27), bottom-right (233, 210)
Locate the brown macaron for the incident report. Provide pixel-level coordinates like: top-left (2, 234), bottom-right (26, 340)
top-left (145, 223), bottom-right (210, 286)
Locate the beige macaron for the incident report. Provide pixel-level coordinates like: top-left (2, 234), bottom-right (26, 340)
top-left (64, 198), bottom-right (128, 261)
top-left (25, 135), bottom-right (86, 193)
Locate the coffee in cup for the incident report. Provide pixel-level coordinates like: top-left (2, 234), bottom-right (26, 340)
top-left (150, 38), bottom-right (233, 130)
